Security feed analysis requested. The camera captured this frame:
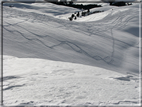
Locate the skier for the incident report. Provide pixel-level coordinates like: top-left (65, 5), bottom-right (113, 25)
top-left (77, 12), bottom-right (80, 17)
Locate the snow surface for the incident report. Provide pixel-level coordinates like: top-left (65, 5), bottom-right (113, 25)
top-left (3, 55), bottom-right (141, 106)
top-left (3, 2), bottom-right (140, 74)
top-left (1, 1), bottom-right (141, 106)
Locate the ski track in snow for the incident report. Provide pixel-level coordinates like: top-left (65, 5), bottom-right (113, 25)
top-left (3, 3), bottom-right (140, 74)
top-left (1, 2), bottom-right (141, 106)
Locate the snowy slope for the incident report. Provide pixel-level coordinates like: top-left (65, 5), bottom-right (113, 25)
top-left (3, 2), bottom-right (140, 75)
top-left (1, 1), bottom-right (141, 106)
top-left (3, 55), bottom-right (140, 106)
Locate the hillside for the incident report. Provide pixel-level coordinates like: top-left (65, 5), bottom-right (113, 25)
top-left (2, 2), bottom-right (141, 106)
top-left (3, 2), bottom-right (140, 75)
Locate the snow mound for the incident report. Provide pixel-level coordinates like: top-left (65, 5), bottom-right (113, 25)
top-left (3, 55), bottom-right (140, 106)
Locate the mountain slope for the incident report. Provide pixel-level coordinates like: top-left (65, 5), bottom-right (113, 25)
top-left (3, 3), bottom-right (140, 75)
top-left (2, 2), bottom-right (141, 106)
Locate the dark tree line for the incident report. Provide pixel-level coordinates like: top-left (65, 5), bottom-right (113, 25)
top-left (49, 1), bottom-right (102, 10)
top-left (101, 0), bottom-right (132, 6)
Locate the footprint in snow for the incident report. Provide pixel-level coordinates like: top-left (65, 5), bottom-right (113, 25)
top-left (52, 69), bottom-right (75, 76)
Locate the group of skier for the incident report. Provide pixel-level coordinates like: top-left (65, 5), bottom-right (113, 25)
top-left (69, 9), bottom-right (90, 21)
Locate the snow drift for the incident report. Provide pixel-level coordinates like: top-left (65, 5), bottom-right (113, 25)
top-left (1, 1), bottom-right (141, 106)
top-left (3, 55), bottom-right (140, 106)
top-left (3, 2), bottom-right (140, 75)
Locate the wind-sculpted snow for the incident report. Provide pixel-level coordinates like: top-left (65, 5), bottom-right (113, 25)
top-left (3, 55), bottom-right (140, 106)
top-left (3, 3), bottom-right (140, 75)
top-left (2, 2), bottom-right (141, 106)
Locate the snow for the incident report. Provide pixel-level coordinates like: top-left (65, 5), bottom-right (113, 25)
top-left (1, 1), bottom-right (141, 106)
top-left (3, 55), bottom-right (140, 106)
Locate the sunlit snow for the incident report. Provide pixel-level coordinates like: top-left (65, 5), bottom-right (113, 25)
top-left (1, 1), bottom-right (141, 106)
